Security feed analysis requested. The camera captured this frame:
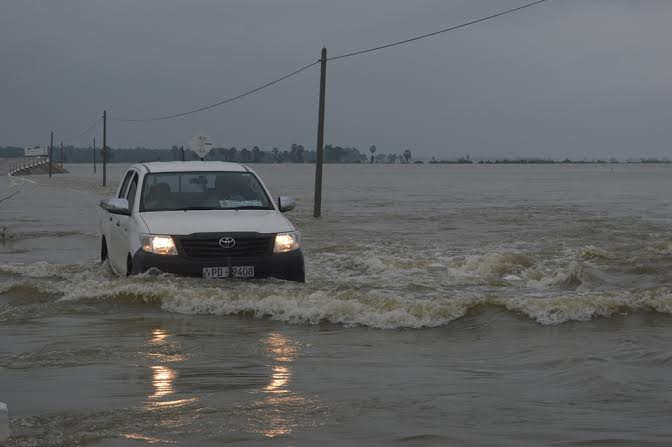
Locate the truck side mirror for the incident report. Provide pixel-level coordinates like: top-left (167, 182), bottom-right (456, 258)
top-left (277, 196), bottom-right (296, 212)
top-left (100, 198), bottom-right (131, 216)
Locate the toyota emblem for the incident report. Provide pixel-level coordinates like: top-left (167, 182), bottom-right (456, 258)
top-left (219, 237), bottom-right (236, 249)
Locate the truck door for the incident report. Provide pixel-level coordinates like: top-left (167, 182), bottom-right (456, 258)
top-left (110, 171), bottom-right (138, 274)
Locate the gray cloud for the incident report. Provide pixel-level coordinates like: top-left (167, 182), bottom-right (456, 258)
top-left (1, 0), bottom-right (671, 159)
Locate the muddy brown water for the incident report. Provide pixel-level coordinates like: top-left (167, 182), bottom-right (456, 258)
top-left (1, 163), bottom-right (671, 446)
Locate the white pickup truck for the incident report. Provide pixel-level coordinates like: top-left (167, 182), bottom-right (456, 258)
top-left (99, 161), bottom-right (304, 282)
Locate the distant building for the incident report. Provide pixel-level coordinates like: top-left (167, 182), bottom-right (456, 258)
top-left (24, 146), bottom-right (48, 157)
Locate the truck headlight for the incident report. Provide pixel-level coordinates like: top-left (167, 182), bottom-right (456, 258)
top-left (141, 234), bottom-right (177, 255)
top-left (274, 232), bottom-right (300, 253)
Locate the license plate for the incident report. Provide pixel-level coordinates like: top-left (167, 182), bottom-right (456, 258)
top-left (231, 266), bottom-right (254, 278)
top-left (203, 267), bottom-right (229, 278)
top-left (202, 266), bottom-right (254, 279)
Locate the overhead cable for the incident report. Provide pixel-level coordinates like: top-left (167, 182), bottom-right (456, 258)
top-left (112, 60), bottom-right (320, 122)
top-left (61, 116), bottom-right (102, 143)
top-left (328, 0), bottom-right (550, 61)
top-left (80, 0), bottom-right (550, 125)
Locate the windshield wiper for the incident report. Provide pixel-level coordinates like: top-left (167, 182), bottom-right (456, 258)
top-left (182, 206), bottom-right (220, 212)
top-left (180, 206), bottom-right (270, 211)
top-left (222, 206), bottom-right (271, 210)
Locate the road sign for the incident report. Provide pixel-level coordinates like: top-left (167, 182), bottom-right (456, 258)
top-left (190, 135), bottom-right (214, 159)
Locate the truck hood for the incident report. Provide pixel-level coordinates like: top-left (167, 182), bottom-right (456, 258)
top-left (139, 210), bottom-right (295, 235)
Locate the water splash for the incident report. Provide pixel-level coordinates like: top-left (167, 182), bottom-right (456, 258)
top-left (1, 251), bottom-right (671, 328)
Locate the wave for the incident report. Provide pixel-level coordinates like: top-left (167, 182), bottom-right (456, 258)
top-left (579, 245), bottom-right (611, 260)
top-left (652, 240), bottom-right (672, 255)
top-left (1, 249), bottom-right (670, 329)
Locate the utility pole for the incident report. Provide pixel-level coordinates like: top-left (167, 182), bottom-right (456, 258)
top-left (49, 131), bottom-right (53, 178)
top-left (60, 141), bottom-right (63, 167)
top-left (181, 145), bottom-right (185, 161)
top-left (93, 138), bottom-right (96, 173)
top-left (102, 110), bottom-right (107, 187)
top-left (313, 47), bottom-right (327, 218)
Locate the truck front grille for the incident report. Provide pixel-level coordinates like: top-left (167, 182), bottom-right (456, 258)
top-left (177, 234), bottom-right (273, 259)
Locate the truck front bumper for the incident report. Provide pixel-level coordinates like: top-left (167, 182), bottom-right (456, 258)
top-left (131, 248), bottom-right (305, 282)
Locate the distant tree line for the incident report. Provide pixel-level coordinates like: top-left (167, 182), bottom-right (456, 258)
top-left (1, 146), bottom-right (669, 164)
top-left (475, 158), bottom-right (671, 164)
top-left (0, 144), bottom-right (416, 164)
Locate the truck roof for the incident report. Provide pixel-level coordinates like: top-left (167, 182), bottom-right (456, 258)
top-left (136, 161), bottom-right (249, 173)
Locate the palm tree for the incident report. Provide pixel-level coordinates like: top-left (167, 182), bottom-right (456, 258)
top-left (403, 149), bottom-right (412, 163)
top-left (369, 145), bottom-right (376, 163)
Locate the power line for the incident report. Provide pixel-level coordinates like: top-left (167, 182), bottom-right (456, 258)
top-left (112, 60), bottom-right (320, 122)
top-left (61, 116), bottom-right (102, 144)
top-left (74, 0), bottom-right (549, 126)
top-left (328, 0), bottom-right (550, 61)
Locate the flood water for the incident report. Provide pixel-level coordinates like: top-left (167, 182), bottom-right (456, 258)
top-left (1, 162), bottom-right (671, 446)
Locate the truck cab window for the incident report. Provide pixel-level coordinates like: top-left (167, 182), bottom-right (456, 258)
top-left (118, 171), bottom-right (134, 199)
top-left (126, 174), bottom-right (139, 211)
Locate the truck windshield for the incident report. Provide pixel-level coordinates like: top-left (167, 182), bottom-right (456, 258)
top-left (140, 171), bottom-right (273, 212)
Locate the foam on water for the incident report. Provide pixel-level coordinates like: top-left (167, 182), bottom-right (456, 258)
top-left (445, 252), bottom-right (536, 278)
top-left (652, 240), bottom-right (672, 255)
top-left (526, 261), bottom-right (586, 290)
top-left (579, 245), bottom-right (611, 260)
top-left (1, 251), bottom-right (671, 328)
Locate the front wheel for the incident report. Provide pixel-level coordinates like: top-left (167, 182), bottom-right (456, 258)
top-left (100, 237), bottom-right (108, 262)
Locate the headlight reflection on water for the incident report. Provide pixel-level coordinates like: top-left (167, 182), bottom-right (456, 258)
top-left (122, 328), bottom-right (195, 444)
top-left (256, 333), bottom-right (307, 438)
top-left (265, 365), bottom-right (291, 395)
top-left (150, 365), bottom-right (175, 399)
top-left (265, 332), bottom-right (298, 363)
top-left (149, 328), bottom-right (168, 344)
top-left (127, 330), bottom-right (319, 441)
top-left (146, 328), bottom-right (195, 409)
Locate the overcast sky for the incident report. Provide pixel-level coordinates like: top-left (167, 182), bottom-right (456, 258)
top-left (1, 0), bottom-right (671, 159)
